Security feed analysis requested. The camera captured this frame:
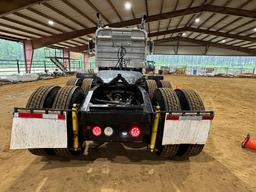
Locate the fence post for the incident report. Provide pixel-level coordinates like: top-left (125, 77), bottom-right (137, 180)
top-left (23, 40), bottom-right (34, 73)
top-left (16, 59), bottom-right (20, 74)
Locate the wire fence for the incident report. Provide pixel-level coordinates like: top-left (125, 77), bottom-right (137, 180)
top-left (1, 57), bottom-right (255, 77)
top-left (0, 59), bottom-right (83, 75)
top-left (84, 56), bottom-right (256, 76)
top-left (157, 65), bottom-right (256, 76)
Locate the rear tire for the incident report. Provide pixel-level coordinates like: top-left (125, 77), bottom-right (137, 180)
top-left (26, 86), bottom-right (61, 156)
top-left (175, 89), bottom-right (205, 158)
top-left (152, 88), bottom-right (181, 159)
top-left (159, 80), bottom-right (172, 89)
top-left (66, 78), bottom-right (83, 86)
top-left (51, 86), bottom-right (84, 157)
top-left (146, 80), bottom-right (157, 100)
top-left (81, 78), bottom-right (93, 95)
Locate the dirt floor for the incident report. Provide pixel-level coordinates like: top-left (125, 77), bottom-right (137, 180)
top-left (0, 75), bottom-right (255, 192)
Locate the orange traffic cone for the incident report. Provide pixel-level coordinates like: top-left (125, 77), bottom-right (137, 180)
top-left (241, 134), bottom-right (256, 150)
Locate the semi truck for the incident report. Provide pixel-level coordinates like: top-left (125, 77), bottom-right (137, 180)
top-left (10, 24), bottom-right (213, 160)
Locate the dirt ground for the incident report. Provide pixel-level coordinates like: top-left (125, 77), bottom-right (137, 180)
top-left (0, 75), bottom-right (255, 192)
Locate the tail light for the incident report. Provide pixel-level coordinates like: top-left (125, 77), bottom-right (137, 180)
top-left (92, 126), bottom-right (102, 136)
top-left (130, 126), bottom-right (141, 137)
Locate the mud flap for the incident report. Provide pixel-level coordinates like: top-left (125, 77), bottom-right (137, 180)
top-left (10, 111), bottom-right (68, 149)
top-left (162, 112), bottom-right (213, 145)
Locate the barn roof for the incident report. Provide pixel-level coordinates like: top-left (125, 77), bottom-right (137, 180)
top-left (0, 0), bottom-right (255, 55)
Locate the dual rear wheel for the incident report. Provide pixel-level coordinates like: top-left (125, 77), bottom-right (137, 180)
top-left (66, 77), bottom-right (93, 95)
top-left (51, 86), bottom-right (84, 157)
top-left (150, 81), bottom-right (205, 159)
top-left (26, 78), bottom-right (93, 157)
top-left (26, 86), bottom-right (60, 156)
top-left (27, 77), bottom-right (205, 159)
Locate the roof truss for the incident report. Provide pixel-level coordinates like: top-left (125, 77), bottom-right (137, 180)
top-left (149, 27), bottom-right (256, 42)
top-left (31, 4), bottom-right (256, 49)
top-left (0, 0), bottom-right (49, 17)
top-left (155, 36), bottom-right (256, 55)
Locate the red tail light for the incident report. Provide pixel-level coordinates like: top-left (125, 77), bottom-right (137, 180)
top-left (130, 126), bottom-right (141, 137)
top-left (92, 126), bottom-right (102, 136)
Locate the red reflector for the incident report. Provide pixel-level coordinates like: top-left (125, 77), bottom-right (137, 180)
top-left (58, 114), bottom-right (65, 120)
top-left (130, 127), bottom-right (141, 137)
top-left (92, 126), bottom-right (102, 136)
top-left (166, 115), bottom-right (179, 120)
top-left (18, 112), bottom-right (42, 119)
top-left (202, 115), bottom-right (214, 120)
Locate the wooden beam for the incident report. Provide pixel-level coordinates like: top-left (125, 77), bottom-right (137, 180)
top-left (32, 27), bottom-right (97, 48)
top-left (0, 30), bottom-right (27, 41)
top-left (149, 28), bottom-right (184, 37)
top-left (62, 0), bottom-right (96, 25)
top-left (1, 23), bottom-right (42, 37)
top-left (43, 2), bottom-right (88, 28)
top-left (0, 35), bottom-right (23, 42)
top-left (189, 0), bottom-right (232, 39)
top-left (48, 44), bottom-right (65, 49)
top-left (154, 36), bottom-right (256, 55)
top-left (27, 6), bottom-right (93, 40)
top-left (176, 0), bottom-right (213, 38)
top-left (183, 14), bottom-right (199, 38)
top-left (165, 0), bottom-right (179, 32)
top-left (145, 0), bottom-right (150, 34)
top-left (31, 5), bottom-right (255, 48)
top-left (236, 27), bottom-right (256, 35)
top-left (63, 40), bottom-right (81, 47)
top-left (106, 0), bottom-right (123, 21)
top-left (83, 0), bottom-right (110, 24)
top-left (58, 42), bottom-right (74, 47)
top-left (2, 16), bottom-right (53, 35)
top-left (67, 45), bottom-right (88, 53)
top-left (27, 7), bottom-right (74, 30)
top-left (209, 18), bottom-right (254, 42)
top-left (0, 0), bottom-right (49, 17)
top-left (217, 17), bottom-right (242, 32)
top-left (200, 0), bottom-right (252, 41)
top-left (79, 37), bottom-right (89, 42)
top-left (155, 44), bottom-right (205, 47)
top-left (69, 39), bottom-right (84, 46)
top-left (175, 0), bottom-right (195, 29)
top-left (186, 0), bottom-right (215, 28)
top-left (13, 12), bottom-right (62, 33)
top-left (131, 9), bottom-right (136, 19)
top-left (32, 5), bottom-right (205, 48)
top-left (204, 5), bottom-right (256, 18)
top-left (156, 0), bottom-right (164, 40)
top-left (186, 0), bottom-right (229, 39)
top-left (149, 27), bottom-right (256, 42)
top-left (232, 41), bottom-right (252, 47)
top-left (244, 43), bottom-right (256, 48)
top-left (226, 19), bottom-right (255, 33)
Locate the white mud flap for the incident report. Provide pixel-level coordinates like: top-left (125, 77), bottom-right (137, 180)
top-left (10, 111), bottom-right (68, 149)
top-left (162, 112), bottom-right (213, 145)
